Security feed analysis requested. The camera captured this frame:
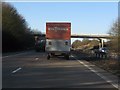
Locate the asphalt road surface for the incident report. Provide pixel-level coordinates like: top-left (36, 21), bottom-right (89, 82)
top-left (2, 51), bottom-right (119, 89)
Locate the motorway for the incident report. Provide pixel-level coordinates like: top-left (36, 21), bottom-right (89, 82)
top-left (2, 51), bottom-right (119, 89)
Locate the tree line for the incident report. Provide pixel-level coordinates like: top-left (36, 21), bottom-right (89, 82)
top-left (2, 2), bottom-right (35, 52)
top-left (72, 39), bottom-right (100, 50)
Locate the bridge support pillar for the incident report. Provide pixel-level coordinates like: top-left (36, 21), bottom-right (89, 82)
top-left (98, 38), bottom-right (104, 48)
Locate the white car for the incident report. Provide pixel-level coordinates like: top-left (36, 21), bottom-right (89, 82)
top-left (99, 47), bottom-right (108, 54)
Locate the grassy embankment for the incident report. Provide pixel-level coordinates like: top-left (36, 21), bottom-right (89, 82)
top-left (72, 50), bottom-right (120, 77)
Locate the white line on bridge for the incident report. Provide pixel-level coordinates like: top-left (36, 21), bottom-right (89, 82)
top-left (12, 67), bottom-right (22, 74)
top-left (71, 55), bottom-right (118, 89)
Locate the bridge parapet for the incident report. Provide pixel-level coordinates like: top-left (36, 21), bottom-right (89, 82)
top-left (33, 33), bottom-right (111, 39)
top-left (71, 34), bottom-right (111, 38)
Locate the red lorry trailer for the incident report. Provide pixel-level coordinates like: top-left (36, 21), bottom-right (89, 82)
top-left (45, 22), bottom-right (71, 60)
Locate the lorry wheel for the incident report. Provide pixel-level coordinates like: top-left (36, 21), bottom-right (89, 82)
top-left (35, 49), bottom-right (39, 52)
top-left (65, 55), bottom-right (69, 60)
top-left (47, 54), bottom-right (50, 60)
top-left (51, 53), bottom-right (55, 57)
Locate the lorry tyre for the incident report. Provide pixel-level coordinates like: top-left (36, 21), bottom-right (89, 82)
top-left (65, 54), bottom-right (69, 60)
top-left (51, 53), bottom-right (55, 56)
top-left (36, 49), bottom-right (39, 52)
top-left (47, 54), bottom-right (50, 60)
top-left (67, 55), bottom-right (69, 60)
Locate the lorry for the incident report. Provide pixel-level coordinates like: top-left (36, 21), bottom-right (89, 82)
top-left (45, 22), bottom-right (71, 60)
top-left (35, 36), bottom-right (45, 52)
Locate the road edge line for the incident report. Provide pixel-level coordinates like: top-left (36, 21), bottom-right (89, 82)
top-left (72, 55), bottom-right (118, 89)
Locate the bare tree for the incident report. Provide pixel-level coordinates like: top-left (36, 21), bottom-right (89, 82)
top-left (108, 18), bottom-right (120, 53)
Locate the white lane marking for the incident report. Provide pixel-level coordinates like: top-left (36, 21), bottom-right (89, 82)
top-left (12, 67), bottom-right (22, 74)
top-left (73, 81), bottom-right (114, 86)
top-left (2, 52), bottom-right (29, 58)
top-left (62, 66), bottom-right (75, 67)
top-left (35, 58), bottom-right (39, 60)
top-left (71, 55), bottom-right (118, 89)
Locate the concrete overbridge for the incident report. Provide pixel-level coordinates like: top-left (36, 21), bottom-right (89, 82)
top-left (71, 34), bottom-right (111, 39)
top-left (33, 33), bottom-right (111, 48)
